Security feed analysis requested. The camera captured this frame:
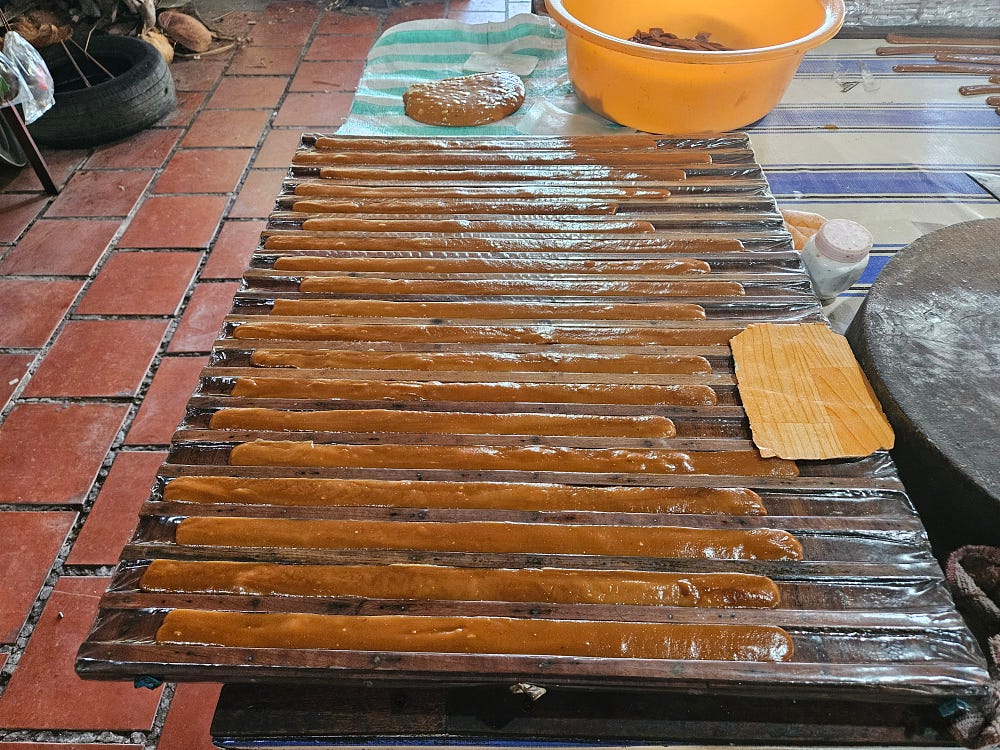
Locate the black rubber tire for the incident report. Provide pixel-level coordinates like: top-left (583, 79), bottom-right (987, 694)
top-left (29, 36), bottom-right (176, 148)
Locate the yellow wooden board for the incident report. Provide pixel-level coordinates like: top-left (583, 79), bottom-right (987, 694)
top-left (731, 323), bottom-right (895, 460)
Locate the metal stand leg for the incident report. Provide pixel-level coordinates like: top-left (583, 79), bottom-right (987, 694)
top-left (1, 105), bottom-right (59, 195)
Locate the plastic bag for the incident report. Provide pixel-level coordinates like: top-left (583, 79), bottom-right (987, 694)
top-left (0, 53), bottom-right (23, 105)
top-left (1, 31), bottom-right (54, 123)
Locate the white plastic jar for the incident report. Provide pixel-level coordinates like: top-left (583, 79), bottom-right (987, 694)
top-left (800, 219), bottom-right (873, 302)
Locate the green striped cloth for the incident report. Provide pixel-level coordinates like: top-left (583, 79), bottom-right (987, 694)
top-left (337, 13), bottom-right (628, 136)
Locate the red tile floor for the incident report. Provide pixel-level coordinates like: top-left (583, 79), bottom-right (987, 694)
top-left (0, 0), bottom-right (529, 745)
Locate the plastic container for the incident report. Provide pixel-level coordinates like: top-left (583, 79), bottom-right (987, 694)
top-left (801, 218), bottom-right (873, 302)
top-left (544, 0), bottom-right (845, 134)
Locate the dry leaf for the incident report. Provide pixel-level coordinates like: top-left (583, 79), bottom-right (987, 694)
top-left (158, 10), bottom-right (212, 53)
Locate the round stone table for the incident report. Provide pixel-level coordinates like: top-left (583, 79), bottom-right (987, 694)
top-left (847, 218), bottom-right (1000, 557)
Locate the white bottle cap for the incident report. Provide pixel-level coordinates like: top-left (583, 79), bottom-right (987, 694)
top-left (812, 219), bottom-right (873, 263)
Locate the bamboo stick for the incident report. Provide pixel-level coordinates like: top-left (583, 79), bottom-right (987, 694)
top-left (892, 63), bottom-right (1000, 74)
top-left (960, 84), bottom-right (1000, 95)
top-left (936, 53), bottom-right (1000, 65)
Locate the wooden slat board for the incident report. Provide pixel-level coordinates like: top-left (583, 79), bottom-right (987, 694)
top-left (76, 135), bottom-right (990, 712)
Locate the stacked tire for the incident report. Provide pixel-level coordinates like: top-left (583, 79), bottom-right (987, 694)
top-left (29, 36), bottom-right (175, 148)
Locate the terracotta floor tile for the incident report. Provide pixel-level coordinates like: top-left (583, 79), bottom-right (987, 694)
top-left (170, 58), bottom-right (228, 91)
top-left (447, 9), bottom-right (510, 21)
top-left (229, 169), bottom-right (285, 218)
top-left (158, 90), bottom-right (208, 127)
top-left (0, 193), bottom-right (48, 244)
top-left (0, 576), bottom-right (162, 730)
top-left (262, 0), bottom-right (320, 22)
top-left (202, 219), bottom-right (265, 278)
top-left (0, 511), bottom-right (76, 643)
top-left (66, 451), bottom-right (166, 565)
top-left (290, 59), bottom-right (364, 92)
top-left (229, 45), bottom-right (302, 76)
top-left (253, 126), bottom-right (303, 169)
top-left (23, 319), bottom-right (167, 398)
top-left (119, 195), bottom-right (228, 248)
top-left (207, 76), bottom-right (288, 110)
top-left (215, 9), bottom-right (262, 36)
top-left (77, 251), bottom-right (201, 315)
top-left (0, 354), bottom-right (33, 408)
top-left (154, 149), bottom-right (252, 195)
top-left (168, 281), bottom-right (240, 353)
top-left (253, 128), bottom-right (304, 169)
top-left (125, 356), bottom-right (208, 445)
top-left (386, 2), bottom-right (446, 27)
top-left (316, 12), bottom-right (380, 35)
top-left (0, 279), bottom-right (81, 348)
top-left (273, 91), bottom-right (354, 128)
top-left (305, 34), bottom-right (376, 61)
top-left (158, 683), bottom-right (224, 750)
top-left (249, 21), bottom-right (313, 46)
top-left (182, 109), bottom-right (271, 148)
top-left (45, 170), bottom-right (153, 218)
top-left (84, 128), bottom-right (183, 169)
top-left (0, 149), bottom-right (88, 192)
top-left (0, 403), bottom-right (128, 504)
top-left (0, 219), bottom-right (119, 276)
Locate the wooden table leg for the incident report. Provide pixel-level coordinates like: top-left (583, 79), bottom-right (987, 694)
top-left (1, 105), bottom-right (60, 195)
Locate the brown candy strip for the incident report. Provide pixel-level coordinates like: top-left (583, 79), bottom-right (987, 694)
top-left (161, 476), bottom-right (769, 515)
top-left (229, 376), bottom-right (720, 406)
top-left (936, 53), bottom-right (1000, 65)
top-left (227, 441), bottom-right (796, 477)
top-left (893, 63), bottom-right (1000, 74)
top-left (296, 217), bottom-right (656, 234)
top-left (267, 298), bottom-right (707, 322)
top-left (156, 610), bottom-right (795, 661)
top-left (141, 560), bottom-right (782, 608)
top-left (293, 149), bottom-right (709, 166)
top-left (295, 276), bottom-right (745, 297)
top-left (269, 256), bottom-right (711, 275)
top-left (247, 349), bottom-right (714, 375)
top-left (261, 233), bottom-right (745, 254)
top-left (960, 85), bottom-right (1000, 95)
top-left (208, 407), bottom-right (678, 439)
top-left (175, 517), bottom-right (804, 559)
top-left (876, 45), bottom-right (1000, 56)
top-left (231, 322), bottom-right (743, 346)
top-left (290, 197), bottom-right (619, 215)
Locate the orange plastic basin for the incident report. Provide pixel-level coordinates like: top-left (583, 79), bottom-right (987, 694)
top-left (544, 0), bottom-right (845, 134)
